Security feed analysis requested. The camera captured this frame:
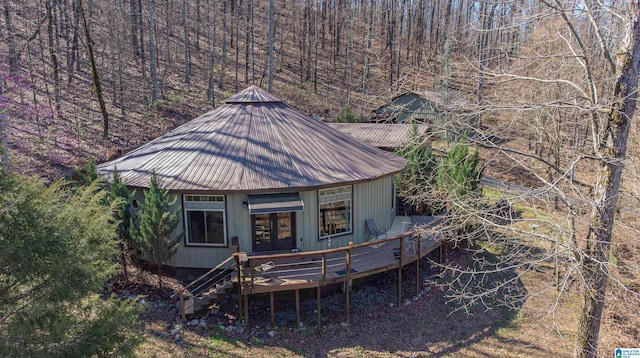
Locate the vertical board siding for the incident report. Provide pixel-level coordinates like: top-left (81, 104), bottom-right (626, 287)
top-left (165, 174), bottom-right (396, 268)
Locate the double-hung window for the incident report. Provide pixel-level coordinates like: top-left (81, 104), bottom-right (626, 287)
top-left (318, 186), bottom-right (352, 238)
top-left (184, 195), bottom-right (226, 246)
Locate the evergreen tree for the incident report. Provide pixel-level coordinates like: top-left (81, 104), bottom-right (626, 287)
top-left (134, 172), bottom-right (181, 291)
top-left (105, 168), bottom-right (135, 277)
top-left (437, 144), bottom-right (482, 203)
top-left (396, 122), bottom-right (437, 191)
top-left (436, 143), bottom-right (482, 202)
top-left (396, 122), bottom-right (440, 214)
top-left (75, 157), bottom-right (99, 186)
top-left (0, 173), bottom-right (142, 357)
top-left (336, 106), bottom-right (358, 123)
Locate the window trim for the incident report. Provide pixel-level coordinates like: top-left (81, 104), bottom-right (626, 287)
top-left (317, 185), bottom-right (353, 240)
top-left (183, 194), bottom-right (228, 248)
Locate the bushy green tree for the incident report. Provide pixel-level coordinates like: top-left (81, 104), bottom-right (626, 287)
top-left (104, 169), bottom-right (135, 277)
top-left (134, 172), bottom-right (181, 290)
top-left (0, 173), bottom-right (142, 357)
top-left (75, 157), bottom-right (99, 186)
top-left (336, 106), bottom-right (358, 123)
top-left (396, 122), bottom-right (447, 215)
top-left (396, 122), bottom-right (437, 192)
top-left (436, 143), bottom-right (483, 204)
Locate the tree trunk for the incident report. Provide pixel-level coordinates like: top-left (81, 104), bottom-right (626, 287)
top-left (0, 78), bottom-right (8, 173)
top-left (45, 0), bottom-right (61, 113)
top-left (575, 4), bottom-right (640, 357)
top-left (68, 0), bottom-right (80, 84)
top-left (244, 0), bottom-right (251, 84)
top-left (182, 0), bottom-right (190, 84)
top-left (78, 0), bottom-right (109, 140)
top-left (148, 0), bottom-right (158, 104)
top-left (137, 0), bottom-right (147, 103)
top-left (129, 0), bottom-right (140, 56)
top-left (268, 0), bottom-right (274, 92)
top-left (207, 0), bottom-right (217, 105)
top-left (4, 0), bottom-right (19, 75)
top-left (218, 0), bottom-right (227, 90)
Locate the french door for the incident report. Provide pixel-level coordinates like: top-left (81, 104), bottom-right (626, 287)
top-left (252, 212), bottom-right (296, 252)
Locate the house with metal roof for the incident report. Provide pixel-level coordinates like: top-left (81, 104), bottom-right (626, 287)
top-left (97, 86), bottom-right (407, 271)
top-left (372, 90), bottom-right (477, 141)
top-left (325, 123), bottom-right (430, 151)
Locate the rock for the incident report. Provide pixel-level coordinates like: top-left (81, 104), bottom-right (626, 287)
top-left (389, 303), bottom-right (395, 308)
top-left (267, 330), bottom-right (275, 338)
top-left (298, 321), bottom-right (304, 328)
top-left (199, 319), bottom-right (207, 328)
top-left (404, 299), bottom-right (411, 306)
top-left (174, 334), bottom-right (181, 341)
top-left (226, 325), bottom-right (236, 333)
top-left (413, 296), bottom-right (418, 301)
top-left (236, 326), bottom-right (244, 334)
top-left (190, 319), bottom-right (199, 326)
top-left (340, 322), bottom-right (348, 327)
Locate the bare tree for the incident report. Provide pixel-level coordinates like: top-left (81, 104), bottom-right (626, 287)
top-left (413, 2), bottom-right (640, 357)
top-left (78, 0), bottom-right (109, 139)
top-left (148, 0), bottom-right (158, 104)
top-left (3, 0), bottom-right (19, 75)
top-left (182, 0), bottom-right (190, 84)
top-left (267, 0), bottom-right (274, 92)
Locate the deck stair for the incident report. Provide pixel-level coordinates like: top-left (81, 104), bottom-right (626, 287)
top-left (172, 255), bottom-right (238, 316)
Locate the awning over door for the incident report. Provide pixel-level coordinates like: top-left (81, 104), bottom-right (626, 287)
top-left (247, 193), bottom-right (304, 215)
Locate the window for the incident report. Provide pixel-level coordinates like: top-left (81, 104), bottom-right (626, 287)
top-left (184, 195), bottom-right (226, 246)
top-left (318, 186), bottom-right (352, 238)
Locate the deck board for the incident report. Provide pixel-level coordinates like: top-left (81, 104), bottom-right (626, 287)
top-left (240, 217), bottom-right (444, 295)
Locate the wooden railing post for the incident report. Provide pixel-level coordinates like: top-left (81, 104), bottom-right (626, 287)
top-left (321, 253), bottom-right (326, 284)
top-left (398, 235), bottom-right (404, 306)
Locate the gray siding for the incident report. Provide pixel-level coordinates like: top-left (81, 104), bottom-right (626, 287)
top-left (162, 175), bottom-right (397, 269)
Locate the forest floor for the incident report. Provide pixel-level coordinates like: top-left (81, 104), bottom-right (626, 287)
top-left (114, 241), bottom-right (638, 358)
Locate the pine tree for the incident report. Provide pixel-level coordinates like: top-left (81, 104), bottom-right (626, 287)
top-left (0, 173), bottom-right (142, 357)
top-left (436, 143), bottom-right (482, 204)
top-left (105, 168), bottom-right (135, 277)
top-left (336, 106), bottom-right (358, 123)
top-left (134, 172), bottom-right (181, 291)
top-left (396, 122), bottom-right (439, 214)
top-left (397, 122), bottom-right (437, 190)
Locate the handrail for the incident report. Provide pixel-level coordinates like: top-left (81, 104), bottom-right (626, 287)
top-left (170, 254), bottom-right (236, 299)
top-left (247, 230), bottom-right (416, 262)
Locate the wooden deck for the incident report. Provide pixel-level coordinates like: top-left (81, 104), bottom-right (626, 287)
top-left (178, 216), bottom-right (446, 327)
top-left (237, 215), bottom-right (444, 295)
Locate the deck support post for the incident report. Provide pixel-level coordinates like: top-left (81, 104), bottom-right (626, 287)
top-left (416, 236), bottom-right (421, 296)
top-left (244, 293), bottom-right (249, 330)
top-left (345, 249), bottom-right (352, 324)
top-left (295, 289), bottom-right (300, 328)
top-left (316, 286), bottom-right (321, 328)
top-left (235, 255), bottom-right (243, 323)
top-left (179, 291), bottom-right (186, 323)
top-left (439, 240), bottom-right (445, 272)
top-left (270, 292), bottom-right (275, 329)
top-left (398, 235), bottom-right (404, 305)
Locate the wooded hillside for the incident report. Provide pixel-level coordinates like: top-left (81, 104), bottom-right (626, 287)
top-left (1, 2), bottom-right (639, 355)
top-left (1, 0), bottom-right (547, 178)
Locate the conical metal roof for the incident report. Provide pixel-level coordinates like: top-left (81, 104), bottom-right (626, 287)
top-left (97, 85), bottom-right (406, 192)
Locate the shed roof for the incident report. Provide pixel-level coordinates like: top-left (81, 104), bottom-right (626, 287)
top-left (374, 90), bottom-right (474, 114)
top-left (96, 86), bottom-right (406, 192)
top-left (325, 123), bottom-right (429, 149)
